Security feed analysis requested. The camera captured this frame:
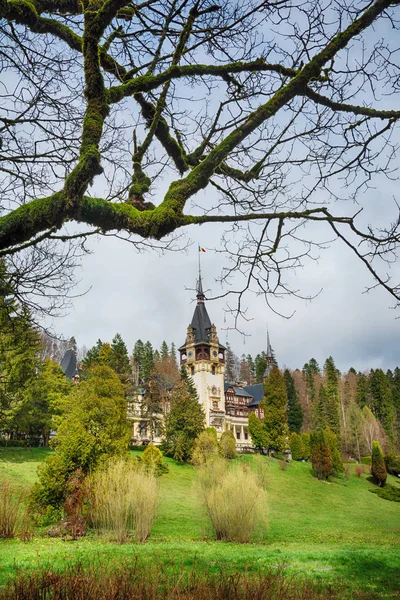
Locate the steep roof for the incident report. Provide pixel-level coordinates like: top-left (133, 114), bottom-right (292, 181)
top-left (60, 348), bottom-right (79, 379)
top-left (243, 383), bottom-right (264, 407)
top-left (225, 383), bottom-right (254, 398)
top-left (191, 302), bottom-right (212, 344)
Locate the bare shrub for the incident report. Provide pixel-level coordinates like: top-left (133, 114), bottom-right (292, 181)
top-left (90, 458), bottom-right (158, 543)
top-left (0, 560), bottom-right (344, 600)
top-left (0, 482), bottom-right (24, 539)
top-left (354, 464), bottom-right (366, 478)
top-left (252, 454), bottom-right (269, 489)
top-left (278, 460), bottom-right (288, 471)
top-left (198, 459), bottom-right (268, 543)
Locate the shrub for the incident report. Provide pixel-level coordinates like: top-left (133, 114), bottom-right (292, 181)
top-left (354, 464), bottom-right (366, 478)
top-left (90, 458), bottom-right (158, 543)
top-left (290, 432), bottom-right (304, 460)
top-left (370, 483), bottom-right (400, 503)
top-left (198, 459), bottom-right (268, 543)
top-left (301, 433), bottom-right (311, 460)
top-left (192, 430), bottom-right (219, 465)
top-left (0, 439), bottom-right (26, 448)
top-left (252, 454), bottom-right (269, 489)
top-left (0, 482), bottom-right (24, 539)
top-left (384, 455), bottom-right (400, 477)
top-left (278, 460), bottom-right (288, 471)
top-left (219, 430), bottom-right (237, 460)
top-left (371, 441), bottom-right (387, 487)
top-left (141, 444), bottom-right (168, 475)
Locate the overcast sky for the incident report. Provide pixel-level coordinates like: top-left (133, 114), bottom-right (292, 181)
top-left (48, 201), bottom-right (400, 375)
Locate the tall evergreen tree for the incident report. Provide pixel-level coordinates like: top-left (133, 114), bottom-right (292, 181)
top-left (82, 339), bottom-right (103, 370)
top-left (0, 264), bottom-right (39, 431)
top-left (323, 356), bottom-right (341, 436)
top-left (310, 429), bottom-right (333, 481)
top-left (162, 366), bottom-right (205, 462)
top-left (302, 358), bottom-right (320, 423)
top-left (170, 342), bottom-right (177, 364)
top-left (261, 366), bottom-right (289, 453)
top-left (355, 372), bottom-right (369, 408)
top-left (369, 369), bottom-right (395, 441)
top-left (312, 383), bottom-right (327, 432)
top-left (284, 369), bottom-right (303, 433)
top-left (160, 340), bottom-right (169, 361)
top-left (110, 333), bottom-right (130, 381)
top-left (254, 351), bottom-right (267, 384)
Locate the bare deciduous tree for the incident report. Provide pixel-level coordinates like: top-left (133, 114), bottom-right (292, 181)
top-left (1, 0), bottom-right (400, 314)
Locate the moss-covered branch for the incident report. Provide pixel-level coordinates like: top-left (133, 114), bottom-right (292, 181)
top-left (107, 59), bottom-right (298, 104)
top-left (304, 87), bottom-right (400, 120)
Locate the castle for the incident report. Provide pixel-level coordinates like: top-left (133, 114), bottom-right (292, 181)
top-left (129, 272), bottom-right (277, 450)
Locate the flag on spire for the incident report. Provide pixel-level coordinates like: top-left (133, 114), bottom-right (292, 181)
top-left (199, 246), bottom-right (206, 253)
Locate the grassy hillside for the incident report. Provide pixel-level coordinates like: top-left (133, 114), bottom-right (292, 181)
top-left (0, 448), bottom-right (399, 597)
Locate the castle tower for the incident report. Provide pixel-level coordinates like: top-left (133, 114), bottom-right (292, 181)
top-left (178, 273), bottom-right (226, 431)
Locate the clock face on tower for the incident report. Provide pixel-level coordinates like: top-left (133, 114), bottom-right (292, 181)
top-left (188, 351), bottom-right (193, 357)
top-left (212, 350), bottom-right (218, 357)
top-left (211, 386), bottom-right (217, 395)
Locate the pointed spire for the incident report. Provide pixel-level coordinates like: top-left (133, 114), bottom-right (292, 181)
top-left (196, 272), bottom-right (205, 304)
top-left (266, 328), bottom-right (272, 357)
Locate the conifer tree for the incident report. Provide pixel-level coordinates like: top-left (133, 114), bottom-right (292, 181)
top-left (261, 366), bottom-right (289, 453)
top-left (312, 383), bottom-right (327, 432)
top-left (160, 340), bottom-right (169, 361)
top-left (109, 333), bottom-right (131, 381)
top-left (369, 369), bottom-right (395, 441)
top-left (82, 339), bottom-right (103, 370)
top-left (302, 359), bottom-right (320, 423)
top-left (284, 369), bottom-right (303, 433)
top-left (170, 342), bottom-right (177, 364)
top-left (248, 411), bottom-right (268, 451)
top-left (310, 430), bottom-right (332, 481)
top-left (323, 356), bottom-right (341, 437)
top-left (0, 265), bottom-right (40, 431)
top-left (254, 351), bottom-right (267, 384)
top-left (301, 433), bottom-right (311, 460)
top-left (162, 366), bottom-right (205, 462)
top-left (371, 440), bottom-right (387, 487)
top-left (324, 427), bottom-right (344, 476)
top-left (290, 432), bottom-right (304, 460)
top-left (355, 372), bottom-right (370, 408)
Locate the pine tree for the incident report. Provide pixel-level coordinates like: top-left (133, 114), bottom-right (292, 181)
top-left (170, 342), bottom-right (177, 364)
top-left (371, 440), bottom-right (387, 487)
top-left (160, 340), bottom-right (169, 361)
top-left (284, 369), bottom-right (303, 433)
top-left (369, 369), bottom-right (395, 441)
top-left (254, 352), bottom-right (267, 384)
top-left (109, 333), bottom-right (130, 381)
top-left (323, 356), bottom-right (341, 436)
top-left (162, 366), bottom-right (205, 462)
top-left (262, 366), bottom-right (289, 453)
top-left (355, 372), bottom-right (369, 408)
top-left (312, 383), bottom-right (327, 432)
top-left (82, 339), bottom-right (103, 370)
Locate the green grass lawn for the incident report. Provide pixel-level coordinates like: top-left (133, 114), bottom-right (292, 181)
top-left (0, 448), bottom-right (399, 598)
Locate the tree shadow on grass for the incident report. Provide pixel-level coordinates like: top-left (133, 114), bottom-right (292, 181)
top-left (333, 550), bottom-right (400, 596)
top-left (0, 448), bottom-right (51, 464)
